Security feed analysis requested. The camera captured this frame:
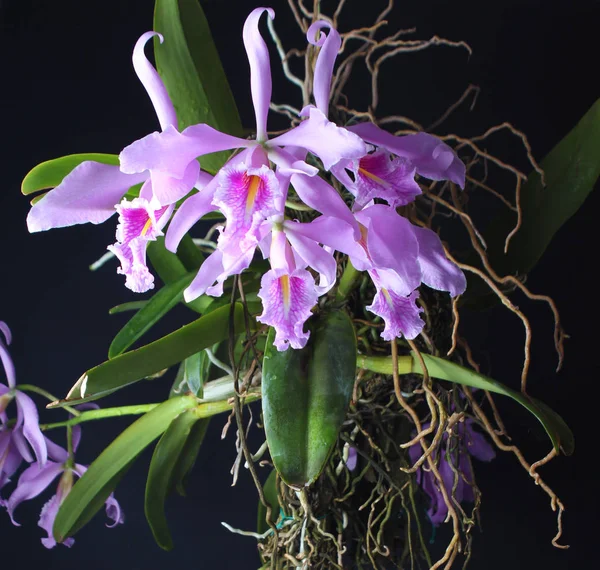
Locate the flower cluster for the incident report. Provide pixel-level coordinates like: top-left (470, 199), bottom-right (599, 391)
top-left (27, 8), bottom-right (466, 351)
top-left (0, 322), bottom-right (123, 547)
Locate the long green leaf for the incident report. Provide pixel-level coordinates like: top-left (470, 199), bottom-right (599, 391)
top-left (21, 153), bottom-right (119, 195)
top-left (263, 311), bottom-right (357, 487)
top-left (357, 352), bottom-right (574, 455)
top-left (108, 273), bottom-right (194, 358)
top-left (145, 408), bottom-right (200, 550)
top-left (154, 0), bottom-right (242, 173)
top-left (171, 418), bottom-right (210, 496)
top-left (53, 395), bottom-right (198, 543)
top-left (53, 304), bottom-right (251, 406)
top-left (147, 237), bottom-right (214, 315)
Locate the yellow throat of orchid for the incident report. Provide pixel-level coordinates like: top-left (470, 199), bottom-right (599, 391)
top-left (245, 175), bottom-right (262, 217)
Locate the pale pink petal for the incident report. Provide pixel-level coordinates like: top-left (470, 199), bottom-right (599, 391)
top-left (0, 336), bottom-right (16, 389)
top-left (356, 205), bottom-right (421, 295)
top-left (412, 226), bottom-right (466, 297)
top-left (348, 123), bottom-right (465, 188)
top-left (270, 106), bottom-right (367, 171)
top-left (150, 158), bottom-right (200, 205)
top-left (284, 224), bottom-right (337, 294)
top-left (132, 32), bottom-right (178, 130)
top-left (15, 392), bottom-right (47, 466)
top-left (120, 124), bottom-right (245, 179)
top-left (290, 173), bottom-right (359, 237)
top-left (165, 178), bottom-right (219, 253)
top-left (243, 7), bottom-right (275, 141)
top-left (306, 21), bottom-right (341, 116)
top-left (6, 462), bottom-right (64, 524)
top-left (27, 162), bottom-right (147, 232)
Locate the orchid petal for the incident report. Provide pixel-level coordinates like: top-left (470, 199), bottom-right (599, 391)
top-left (287, 215), bottom-right (364, 262)
top-left (284, 223), bottom-right (337, 294)
top-left (10, 428), bottom-right (34, 463)
top-left (39, 493), bottom-right (72, 548)
top-left (270, 106), bottom-right (367, 171)
top-left (109, 237), bottom-right (155, 293)
top-left (213, 163), bottom-right (282, 253)
top-left (165, 178), bottom-right (219, 253)
top-left (349, 123), bottom-right (465, 188)
top-left (347, 150), bottom-right (422, 208)
top-left (268, 147), bottom-right (319, 177)
top-left (120, 124), bottom-right (246, 179)
top-left (366, 287), bottom-right (424, 341)
top-left (0, 431), bottom-right (24, 490)
top-left (15, 392), bottom-right (47, 466)
top-left (306, 21), bottom-right (341, 116)
top-left (44, 437), bottom-right (69, 464)
top-left (27, 162), bottom-right (147, 232)
top-left (412, 226), bottom-right (466, 297)
top-left (345, 446), bottom-right (357, 471)
top-left (356, 205), bottom-right (421, 295)
top-left (464, 419), bottom-right (496, 462)
top-left (268, 227), bottom-right (292, 274)
top-left (184, 249), bottom-right (224, 302)
top-left (0, 338), bottom-right (16, 389)
top-left (257, 268), bottom-right (318, 351)
top-left (133, 32), bottom-right (178, 131)
top-left (150, 158), bottom-right (200, 205)
top-left (6, 462), bottom-right (63, 524)
top-left (243, 7), bottom-right (275, 141)
top-left (0, 322), bottom-right (12, 346)
top-left (104, 493), bottom-right (125, 527)
top-left (290, 173), bottom-right (359, 237)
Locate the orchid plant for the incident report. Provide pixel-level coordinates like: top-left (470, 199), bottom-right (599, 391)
top-left (4, 1), bottom-right (597, 568)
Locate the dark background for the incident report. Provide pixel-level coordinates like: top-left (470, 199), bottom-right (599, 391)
top-left (0, 0), bottom-right (597, 568)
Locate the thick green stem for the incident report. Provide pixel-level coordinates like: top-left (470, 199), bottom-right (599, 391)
top-left (40, 404), bottom-right (160, 431)
top-left (356, 354), bottom-right (414, 376)
top-left (336, 261), bottom-right (362, 301)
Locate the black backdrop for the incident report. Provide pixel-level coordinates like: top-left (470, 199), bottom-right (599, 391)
top-left (0, 0), bottom-right (597, 568)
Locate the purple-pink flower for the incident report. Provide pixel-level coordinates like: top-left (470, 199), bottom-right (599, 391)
top-left (25, 8), bottom-right (468, 351)
top-left (409, 419), bottom-right (495, 526)
top-left (5, 428), bottom-right (123, 548)
top-left (0, 322), bottom-right (47, 488)
top-left (26, 32), bottom-right (205, 293)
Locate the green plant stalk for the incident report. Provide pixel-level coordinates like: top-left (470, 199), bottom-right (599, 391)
top-left (336, 261), bottom-right (362, 301)
top-left (40, 394), bottom-right (260, 432)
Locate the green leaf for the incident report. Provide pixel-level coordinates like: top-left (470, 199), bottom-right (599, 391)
top-left (55, 304), bottom-right (251, 406)
top-left (171, 418), bottom-right (210, 496)
top-left (262, 311), bottom-right (357, 487)
top-left (357, 352), bottom-right (574, 455)
top-left (145, 408), bottom-right (201, 550)
top-left (470, 98), bottom-right (600, 296)
top-left (147, 237), bottom-right (213, 314)
top-left (108, 273), bottom-right (194, 358)
top-left (21, 153), bottom-right (119, 195)
top-left (53, 395), bottom-right (198, 543)
top-left (109, 301), bottom-right (149, 315)
top-left (257, 469), bottom-right (279, 535)
top-left (153, 0), bottom-right (243, 174)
